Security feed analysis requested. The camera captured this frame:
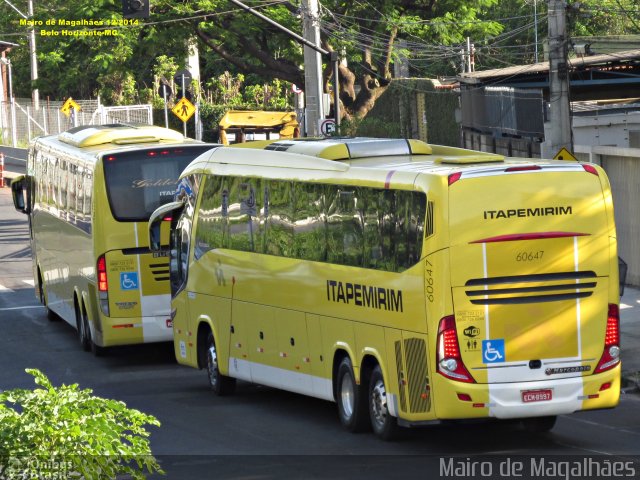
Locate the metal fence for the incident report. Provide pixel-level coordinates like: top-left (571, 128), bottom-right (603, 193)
top-left (460, 86), bottom-right (545, 138)
top-left (0, 98), bottom-right (153, 147)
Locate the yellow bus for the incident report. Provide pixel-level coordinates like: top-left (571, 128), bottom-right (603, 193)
top-left (149, 138), bottom-right (621, 439)
top-left (11, 124), bottom-right (217, 354)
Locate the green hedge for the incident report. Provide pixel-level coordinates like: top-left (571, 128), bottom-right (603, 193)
top-left (360, 79), bottom-right (460, 146)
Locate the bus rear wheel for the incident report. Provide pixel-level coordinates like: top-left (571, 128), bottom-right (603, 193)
top-left (206, 331), bottom-right (236, 396)
top-left (336, 357), bottom-right (369, 432)
top-left (369, 365), bottom-right (399, 440)
top-left (76, 303), bottom-right (91, 352)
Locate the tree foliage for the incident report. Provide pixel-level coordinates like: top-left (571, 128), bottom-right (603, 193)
top-left (1, 0), bottom-right (638, 116)
top-left (152, 0), bottom-right (503, 119)
top-left (0, 369), bottom-right (162, 480)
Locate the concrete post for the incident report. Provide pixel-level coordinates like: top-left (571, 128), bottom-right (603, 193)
top-left (302, 0), bottom-right (324, 136)
top-left (541, 0), bottom-right (573, 159)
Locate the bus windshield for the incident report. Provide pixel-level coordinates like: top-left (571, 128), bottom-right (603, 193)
top-left (103, 145), bottom-right (212, 221)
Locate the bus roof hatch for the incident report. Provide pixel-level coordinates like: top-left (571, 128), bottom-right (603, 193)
top-left (58, 125), bottom-right (184, 148)
top-left (264, 138), bottom-right (432, 160)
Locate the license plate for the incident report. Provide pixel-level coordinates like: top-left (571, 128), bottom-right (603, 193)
top-left (522, 389), bottom-right (553, 403)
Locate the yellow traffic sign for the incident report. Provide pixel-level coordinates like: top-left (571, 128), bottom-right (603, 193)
top-left (172, 97), bottom-right (195, 122)
top-left (61, 98), bottom-right (81, 118)
top-left (553, 147), bottom-right (577, 161)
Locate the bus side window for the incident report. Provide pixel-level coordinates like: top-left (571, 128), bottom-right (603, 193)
top-left (170, 212), bottom-right (190, 296)
top-left (194, 176), bottom-right (228, 259)
top-left (76, 165), bottom-right (84, 223)
top-left (83, 171), bottom-right (92, 217)
top-left (68, 163), bottom-right (77, 223)
top-left (264, 179), bottom-right (294, 257)
top-left (291, 182), bottom-right (325, 262)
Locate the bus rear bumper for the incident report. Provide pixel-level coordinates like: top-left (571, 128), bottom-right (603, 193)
top-left (432, 366), bottom-right (620, 420)
top-left (99, 314), bottom-right (173, 346)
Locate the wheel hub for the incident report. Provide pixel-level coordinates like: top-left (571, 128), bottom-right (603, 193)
top-left (371, 380), bottom-right (388, 427)
top-left (340, 375), bottom-right (355, 418)
top-left (208, 345), bottom-right (219, 387)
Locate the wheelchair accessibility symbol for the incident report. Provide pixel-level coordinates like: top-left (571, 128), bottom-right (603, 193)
top-left (120, 272), bottom-right (139, 291)
top-left (482, 339), bottom-right (505, 364)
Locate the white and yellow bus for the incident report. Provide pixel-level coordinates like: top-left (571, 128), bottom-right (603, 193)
top-left (11, 124), bottom-right (217, 354)
top-left (149, 138), bottom-right (621, 438)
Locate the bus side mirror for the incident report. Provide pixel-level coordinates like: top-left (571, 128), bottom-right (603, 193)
top-left (149, 220), bottom-right (162, 252)
top-left (148, 200), bottom-right (185, 252)
top-left (10, 175), bottom-right (29, 214)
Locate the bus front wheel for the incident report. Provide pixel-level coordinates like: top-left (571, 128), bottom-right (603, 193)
top-left (369, 365), bottom-right (399, 440)
top-left (206, 331), bottom-right (236, 396)
top-left (336, 357), bottom-right (369, 433)
top-left (38, 273), bottom-right (57, 322)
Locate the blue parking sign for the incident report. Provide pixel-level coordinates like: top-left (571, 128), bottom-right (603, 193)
top-left (120, 272), bottom-right (139, 290)
top-left (482, 339), bottom-right (505, 364)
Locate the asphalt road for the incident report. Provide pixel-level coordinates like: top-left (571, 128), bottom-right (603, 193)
top-left (1, 186), bottom-right (640, 479)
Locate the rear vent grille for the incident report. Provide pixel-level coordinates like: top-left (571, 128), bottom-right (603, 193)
top-left (394, 338), bottom-right (431, 414)
top-left (465, 271), bottom-right (597, 305)
top-left (150, 262), bottom-right (170, 282)
top-left (394, 341), bottom-right (407, 413)
top-left (425, 201), bottom-right (435, 237)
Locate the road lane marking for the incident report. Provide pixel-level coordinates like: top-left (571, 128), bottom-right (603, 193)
top-left (23, 279), bottom-right (34, 286)
top-left (0, 284), bottom-right (14, 293)
top-left (0, 305), bottom-right (42, 311)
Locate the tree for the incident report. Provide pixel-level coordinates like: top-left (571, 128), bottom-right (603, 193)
top-left (154, 0), bottom-right (503, 120)
top-left (0, 0), bottom-right (187, 103)
top-left (0, 369), bottom-right (162, 480)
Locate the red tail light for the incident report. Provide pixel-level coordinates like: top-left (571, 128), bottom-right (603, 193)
top-left (582, 164), bottom-right (599, 176)
top-left (448, 172), bottom-right (462, 186)
top-left (97, 255), bottom-right (109, 292)
top-left (97, 255), bottom-right (108, 292)
top-left (504, 165), bottom-right (542, 172)
top-left (594, 304), bottom-right (620, 373)
top-left (436, 316), bottom-right (475, 383)
top-left (97, 254), bottom-right (110, 316)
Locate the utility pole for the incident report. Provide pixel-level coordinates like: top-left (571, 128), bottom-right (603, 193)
top-left (3, 0), bottom-right (39, 108)
top-left (228, 0), bottom-right (339, 136)
top-left (28, 0), bottom-right (38, 109)
top-left (301, 0), bottom-right (324, 136)
top-left (541, 0), bottom-right (572, 159)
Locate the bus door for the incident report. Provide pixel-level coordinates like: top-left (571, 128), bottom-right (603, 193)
top-left (447, 165), bottom-right (612, 390)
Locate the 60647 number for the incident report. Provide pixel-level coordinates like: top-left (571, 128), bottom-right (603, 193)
top-left (516, 251), bottom-right (544, 262)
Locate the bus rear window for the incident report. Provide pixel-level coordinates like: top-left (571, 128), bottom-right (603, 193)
top-left (103, 146), bottom-right (212, 221)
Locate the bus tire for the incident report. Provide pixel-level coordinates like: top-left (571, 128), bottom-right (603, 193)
top-left (89, 319), bottom-right (106, 357)
top-left (76, 303), bottom-right (91, 352)
top-left (369, 365), bottom-right (399, 440)
top-left (38, 273), bottom-right (57, 322)
top-left (206, 331), bottom-right (236, 396)
top-left (521, 415), bottom-right (557, 433)
top-left (336, 357), bottom-right (369, 433)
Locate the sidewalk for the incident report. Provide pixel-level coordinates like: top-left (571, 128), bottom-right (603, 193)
top-left (620, 286), bottom-right (640, 391)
